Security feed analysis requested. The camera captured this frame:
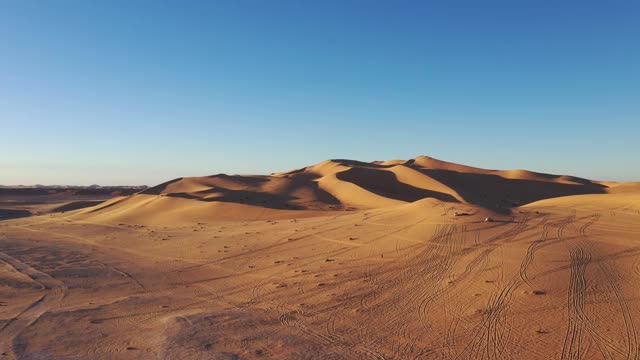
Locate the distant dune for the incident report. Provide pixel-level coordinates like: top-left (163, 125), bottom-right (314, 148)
top-left (607, 182), bottom-right (640, 194)
top-left (73, 155), bottom-right (613, 225)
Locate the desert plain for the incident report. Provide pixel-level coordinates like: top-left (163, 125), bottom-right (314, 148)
top-left (1, 156), bottom-right (640, 359)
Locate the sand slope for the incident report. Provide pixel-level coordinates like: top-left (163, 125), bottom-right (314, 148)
top-left (1, 156), bottom-right (638, 359)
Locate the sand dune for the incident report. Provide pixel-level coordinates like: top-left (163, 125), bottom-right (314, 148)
top-left (607, 182), bottom-right (640, 194)
top-left (1, 156), bottom-right (638, 359)
top-left (86, 155), bottom-right (609, 225)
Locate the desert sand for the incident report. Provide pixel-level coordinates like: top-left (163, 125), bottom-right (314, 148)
top-left (1, 156), bottom-right (639, 359)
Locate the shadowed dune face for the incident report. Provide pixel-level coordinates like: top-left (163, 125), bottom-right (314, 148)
top-left (140, 178), bottom-right (184, 195)
top-left (335, 167), bottom-right (459, 204)
top-left (0, 209), bottom-right (31, 221)
top-left (411, 167), bottom-right (607, 212)
top-left (167, 189), bottom-right (306, 210)
top-left (143, 173), bottom-right (342, 211)
top-left (49, 201), bottom-right (106, 213)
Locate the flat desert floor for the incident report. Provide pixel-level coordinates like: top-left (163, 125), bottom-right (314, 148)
top-left (1, 158), bottom-right (639, 359)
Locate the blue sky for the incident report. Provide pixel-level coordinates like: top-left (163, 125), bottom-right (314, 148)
top-left (1, 0), bottom-right (638, 185)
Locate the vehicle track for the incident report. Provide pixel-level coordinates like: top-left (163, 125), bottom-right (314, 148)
top-left (578, 213), bottom-right (639, 360)
top-left (561, 245), bottom-right (591, 360)
top-left (0, 250), bottom-right (67, 359)
top-left (597, 260), bottom-right (639, 360)
top-left (557, 214), bottom-right (634, 360)
top-left (452, 215), bottom-right (541, 359)
top-left (519, 215), bottom-right (573, 287)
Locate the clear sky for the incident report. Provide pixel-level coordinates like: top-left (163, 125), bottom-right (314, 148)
top-left (1, 0), bottom-right (638, 185)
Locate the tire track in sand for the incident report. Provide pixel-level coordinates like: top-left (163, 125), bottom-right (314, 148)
top-left (0, 250), bottom-right (67, 358)
top-left (519, 215), bottom-right (572, 287)
top-left (561, 245), bottom-right (591, 360)
top-left (578, 214), bottom-right (639, 360)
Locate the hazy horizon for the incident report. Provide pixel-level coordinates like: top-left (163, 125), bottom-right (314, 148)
top-left (1, 153), bottom-right (637, 187)
top-left (2, 1), bottom-right (639, 185)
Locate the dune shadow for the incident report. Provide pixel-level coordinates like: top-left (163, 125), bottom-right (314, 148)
top-left (167, 189), bottom-right (306, 210)
top-left (279, 172), bottom-right (342, 206)
top-left (330, 159), bottom-right (395, 169)
top-left (206, 174), bottom-right (270, 186)
top-left (336, 167), bottom-right (460, 203)
top-left (51, 201), bottom-right (106, 213)
top-left (410, 167), bottom-right (607, 212)
top-left (0, 209), bottom-right (32, 221)
top-left (141, 178), bottom-right (184, 195)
